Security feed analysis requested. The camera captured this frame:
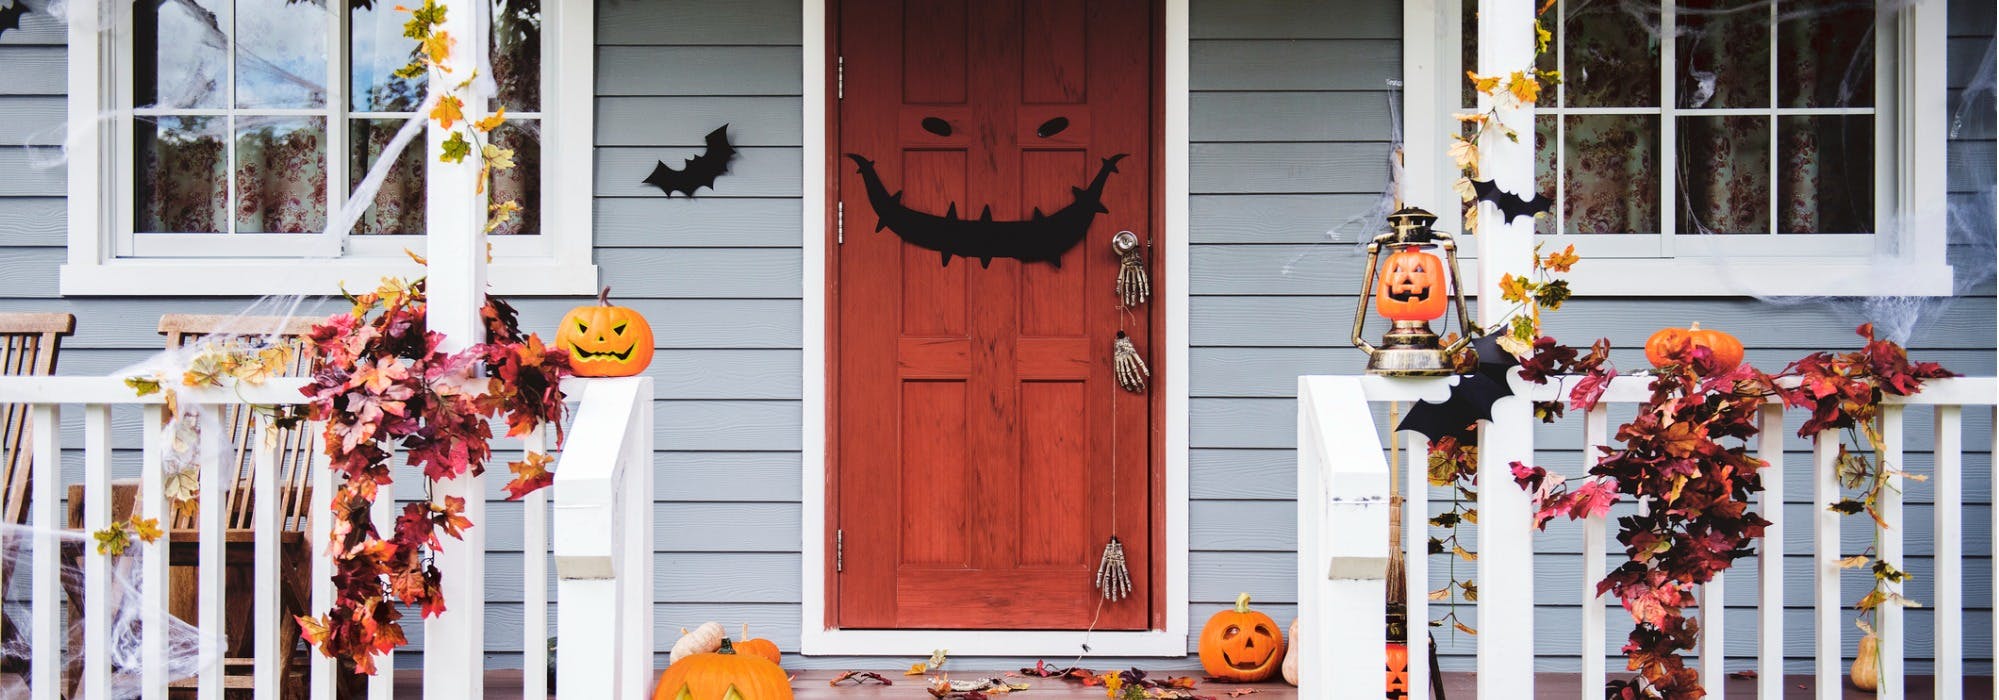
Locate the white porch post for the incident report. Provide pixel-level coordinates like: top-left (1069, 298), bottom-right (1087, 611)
top-left (423, 0), bottom-right (490, 695)
top-left (1473, 0), bottom-right (1537, 696)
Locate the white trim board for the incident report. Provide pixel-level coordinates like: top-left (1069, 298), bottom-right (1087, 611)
top-left (798, 0), bottom-right (1193, 658)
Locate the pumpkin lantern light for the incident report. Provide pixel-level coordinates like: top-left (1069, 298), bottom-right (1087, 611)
top-left (1352, 208), bottom-right (1476, 376)
top-left (1198, 593), bottom-right (1288, 682)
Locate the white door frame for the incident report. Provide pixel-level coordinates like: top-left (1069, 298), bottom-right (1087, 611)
top-left (798, 0), bottom-right (1192, 658)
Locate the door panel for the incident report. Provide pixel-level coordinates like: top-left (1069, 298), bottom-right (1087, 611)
top-left (834, 0), bottom-right (1157, 631)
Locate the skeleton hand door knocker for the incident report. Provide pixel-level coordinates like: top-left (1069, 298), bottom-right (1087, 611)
top-left (1112, 230), bottom-right (1150, 308)
top-left (1113, 331), bottom-right (1149, 393)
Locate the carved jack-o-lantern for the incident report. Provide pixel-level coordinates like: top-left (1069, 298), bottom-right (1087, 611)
top-left (555, 287), bottom-right (656, 377)
top-left (1385, 642), bottom-right (1411, 698)
top-left (1374, 248), bottom-right (1449, 322)
top-left (1198, 593), bottom-right (1288, 682)
top-left (651, 639), bottom-right (793, 700)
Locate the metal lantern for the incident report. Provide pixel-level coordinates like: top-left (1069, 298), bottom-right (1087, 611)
top-left (1352, 208), bottom-right (1476, 376)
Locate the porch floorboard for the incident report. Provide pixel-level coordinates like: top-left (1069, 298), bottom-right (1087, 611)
top-left (390, 670), bottom-right (1995, 699)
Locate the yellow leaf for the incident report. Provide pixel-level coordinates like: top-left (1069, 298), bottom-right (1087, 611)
top-left (1838, 554), bottom-right (1871, 569)
top-left (1507, 71), bottom-right (1541, 104)
top-left (482, 144), bottom-right (516, 170)
top-left (1451, 177), bottom-right (1478, 203)
top-left (1428, 587), bottom-right (1452, 601)
top-left (1452, 544), bottom-right (1478, 562)
top-left (472, 107), bottom-right (506, 133)
top-left (1448, 137), bottom-right (1479, 172)
top-left (423, 30), bottom-right (455, 68)
top-left (404, 248), bottom-right (429, 265)
top-left (1498, 273), bottom-right (1532, 303)
top-left (430, 95), bottom-right (464, 130)
top-left (129, 515), bottom-right (164, 543)
top-left (905, 663), bottom-right (927, 676)
top-left (1462, 509), bottom-right (1477, 524)
top-left (1452, 620), bottom-right (1479, 636)
top-left (1465, 70), bottom-right (1502, 95)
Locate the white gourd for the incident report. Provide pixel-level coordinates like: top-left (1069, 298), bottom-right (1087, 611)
top-left (1281, 618), bottom-right (1300, 686)
top-left (669, 622), bottom-right (726, 664)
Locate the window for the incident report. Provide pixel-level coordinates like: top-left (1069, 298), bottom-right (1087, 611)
top-left (1405, 0), bottom-right (1950, 296)
top-left (62, 0), bottom-right (596, 295)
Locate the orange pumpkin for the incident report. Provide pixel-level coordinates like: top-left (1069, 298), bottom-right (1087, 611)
top-left (1374, 248), bottom-right (1449, 321)
top-left (652, 639), bottom-right (793, 700)
top-left (1644, 323), bottom-right (1743, 372)
top-left (1198, 593), bottom-right (1287, 682)
top-left (556, 286), bottom-right (656, 377)
top-left (1385, 642), bottom-right (1410, 699)
top-left (733, 625), bottom-right (782, 667)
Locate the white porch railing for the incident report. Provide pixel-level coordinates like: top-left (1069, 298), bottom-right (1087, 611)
top-left (1299, 374), bottom-right (1998, 700)
top-left (0, 374), bottom-right (653, 699)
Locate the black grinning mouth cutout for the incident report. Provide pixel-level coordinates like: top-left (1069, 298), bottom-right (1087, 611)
top-left (571, 345), bottom-right (636, 362)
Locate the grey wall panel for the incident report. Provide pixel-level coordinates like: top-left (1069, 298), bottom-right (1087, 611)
top-left (0, 46), bottom-right (63, 94)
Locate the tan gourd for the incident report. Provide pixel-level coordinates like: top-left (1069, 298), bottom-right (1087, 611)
top-left (669, 622), bottom-right (727, 664)
top-left (1850, 631), bottom-right (1880, 691)
top-left (1280, 618), bottom-right (1300, 686)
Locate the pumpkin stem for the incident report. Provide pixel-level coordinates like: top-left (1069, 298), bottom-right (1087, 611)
top-left (716, 638), bottom-right (737, 655)
top-left (1689, 322), bottom-right (1701, 330)
top-left (1234, 592), bottom-right (1252, 614)
top-left (598, 286), bottom-right (613, 306)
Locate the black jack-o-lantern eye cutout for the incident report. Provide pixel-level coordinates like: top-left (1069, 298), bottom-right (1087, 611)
top-left (844, 152), bottom-right (1127, 268)
top-left (1036, 117), bottom-right (1070, 138)
top-left (921, 117), bottom-right (953, 137)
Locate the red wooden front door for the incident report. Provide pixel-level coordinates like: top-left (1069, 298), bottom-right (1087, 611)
top-left (832, 0), bottom-right (1159, 631)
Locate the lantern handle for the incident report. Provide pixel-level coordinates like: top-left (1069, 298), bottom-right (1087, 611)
top-left (1350, 238), bottom-right (1385, 356)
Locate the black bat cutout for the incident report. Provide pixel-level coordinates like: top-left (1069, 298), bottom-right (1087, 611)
top-left (921, 117), bottom-right (954, 137)
top-left (1470, 178), bottom-right (1554, 223)
top-left (844, 152), bottom-right (1126, 268)
top-left (0, 1), bottom-right (28, 39)
top-left (1036, 117), bottom-right (1070, 138)
top-left (1396, 331), bottom-right (1520, 444)
top-left (641, 125), bottom-right (737, 197)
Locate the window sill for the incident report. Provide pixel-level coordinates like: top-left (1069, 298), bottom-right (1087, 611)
top-left (60, 258), bottom-right (600, 297)
top-left (1457, 257), bottom-right (1956, 297)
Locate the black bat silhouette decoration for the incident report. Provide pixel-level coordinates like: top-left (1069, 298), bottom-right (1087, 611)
top-left (1470, 178), bottom-right (1554, 224)
top-left (642, 125), bottom-right (737, 197)
top-left (1396, 331), bottom-right (1520, 444)
top-left (0, 1), bottom-right (29, 39)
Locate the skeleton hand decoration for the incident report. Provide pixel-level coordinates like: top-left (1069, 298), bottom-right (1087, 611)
top-left (1112, 230), bottom-right (1149, 308)
top-left (1113, 331), bottom-right (1149, 393)
top-left (1096, 536), bottom-right (1132, 602)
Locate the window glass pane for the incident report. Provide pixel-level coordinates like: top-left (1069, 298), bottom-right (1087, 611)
top-left (1779, 115), bottom-right (1872, 233)
top-left (1777, 1), bottom-right (1874, 108)
top-left (1535, 115), bottom-right (1555, 236)
top-left (235, 117), bottom-right (328, 233)
top-left (487, 121), bottom-right (541, 235)
top-left (350, 119), bottom-right (428, 235)
top-left (1565, 114), bottom-right (1661, 234)
top-left (492, 0), bottom-right (542, 112)
top-left (236, 0), bottom-right (328, 108)
top-left (351, 0), bottom-right (425, 112)
top-left (138, 117), bottom-right (228, 234)
top-left (1563, 0), bottom-right (1660, 108)
top-left (1676, 0), bottom-right (1770, 109)
top-left (1678, 115), bottom-right (1770, 234)
top-left (135, 0), bottom-right (227, 109)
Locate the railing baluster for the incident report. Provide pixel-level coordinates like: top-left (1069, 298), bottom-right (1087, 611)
top-left (309, 420), bottom-right (336, 700)
top-left (29, 405), bottom-right (59, 700)
top-left (1878, 405), bottom-right (1905, 700)
top-left (142, 404), bottom-right (170, 700)
top-left (1932, 405), bottom-right (1962, 700)
top-left (82, 404), bottom-right (113, 699)
top-left (1813, 428), bottom-right (1840, 700)
top-left (197, 405), bottom-right (226, 700)
top-left (1699, 573), bottom-right (1724, 690)
top-left (1756, 404), bottom-right (1784, 700)
top-left (370, 478), bottom-right (397, 700)
top-left (622, 389), bottom-right (656, 699)
top-left (253, 412), bottom-right (281, 699)
top-left (524, 427), bottom-right (549, 700)
top-left (1582, 406), bottom-right (1608, 697)
top-left (1404, 435), bottom-right (1429, 700)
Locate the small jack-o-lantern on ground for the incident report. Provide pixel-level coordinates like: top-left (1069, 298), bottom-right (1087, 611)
top-left (556, 286), bottom-right (656, 377)
top-left (652, 639), bottom-right (793, 700)
top-left (1374, 247), bottom-right (1449, 322)
top-left (1198, 593), bottom-right (1287, 682)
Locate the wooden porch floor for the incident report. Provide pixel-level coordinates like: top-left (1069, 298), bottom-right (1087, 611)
top-left (402, 670), bottom-right (1996, 699)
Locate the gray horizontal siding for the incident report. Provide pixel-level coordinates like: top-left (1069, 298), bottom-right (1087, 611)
top-left (0, 0), bottom-right (1990, 679)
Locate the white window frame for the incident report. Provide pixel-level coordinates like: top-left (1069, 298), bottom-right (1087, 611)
top-left (1404, 0), bottom-right (1952, 297)
top-left (60, 0), bottom-right (597, 296)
